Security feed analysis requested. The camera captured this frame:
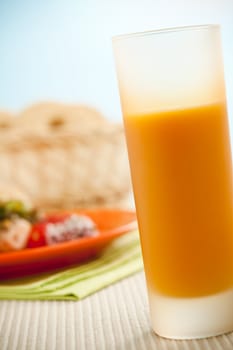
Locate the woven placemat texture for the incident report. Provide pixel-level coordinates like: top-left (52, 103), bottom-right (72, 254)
top-left (0, 272), bottom-right (233, 350)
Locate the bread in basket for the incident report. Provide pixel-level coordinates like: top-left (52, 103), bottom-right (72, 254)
top-left (0, 102), bottom-right (132, 210)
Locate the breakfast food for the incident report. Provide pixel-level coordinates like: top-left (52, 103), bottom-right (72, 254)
top-left (28, 213), bottom-right (99, 248)
top-left (0, 101), bottom-right (131, 210)
top-left (0, 110), bottom-right (14, 130)
top-left (17, 101), bottom-right (107, 136)
top-left (0, 188), bottom-right (37, 252)
top-left (0, 187), bottom-right (100, 253)
top-left (0, 218), bottom-right (31, 252)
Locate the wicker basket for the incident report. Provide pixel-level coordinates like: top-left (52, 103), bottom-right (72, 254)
top-left (0, 103), bottom-right (131, 210)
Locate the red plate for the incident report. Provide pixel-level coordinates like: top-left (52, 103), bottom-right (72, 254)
top-left (0, 209), bottom-right (137, 280)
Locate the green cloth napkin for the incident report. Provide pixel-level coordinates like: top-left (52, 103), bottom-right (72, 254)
top-left (0, 230), bottom-right (143, 300)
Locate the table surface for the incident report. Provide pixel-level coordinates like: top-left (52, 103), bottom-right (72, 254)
top-left (0, 272), bottom-right (233, 350)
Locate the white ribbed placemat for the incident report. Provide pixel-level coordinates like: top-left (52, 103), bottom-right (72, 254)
top-left (0, 272), bottom-right (233, 350)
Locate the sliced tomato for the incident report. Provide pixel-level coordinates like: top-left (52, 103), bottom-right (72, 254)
top-left (27, 213), bottom-right (73, 248)
top-left (27, 222), bottom-right (47, 248)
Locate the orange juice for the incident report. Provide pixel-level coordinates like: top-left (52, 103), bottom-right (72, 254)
top-left (124, 102), bottom-right (233, 297)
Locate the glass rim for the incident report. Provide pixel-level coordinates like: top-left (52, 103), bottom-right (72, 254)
top-left (112, 24), bottom-right (220, 42)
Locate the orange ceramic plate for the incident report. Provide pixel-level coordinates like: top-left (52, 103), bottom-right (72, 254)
top-left (0, 209), bottom-right (137, 279)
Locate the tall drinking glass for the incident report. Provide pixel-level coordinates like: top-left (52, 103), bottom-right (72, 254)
top-left (113, 25), bottom-right (233, 339)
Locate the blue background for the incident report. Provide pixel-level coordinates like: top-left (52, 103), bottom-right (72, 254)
top-left (0, 0), bottom-right (233, 139)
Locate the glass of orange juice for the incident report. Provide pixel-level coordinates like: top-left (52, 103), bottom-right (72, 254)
top-left (113, 25), bottom-right (233, 339)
